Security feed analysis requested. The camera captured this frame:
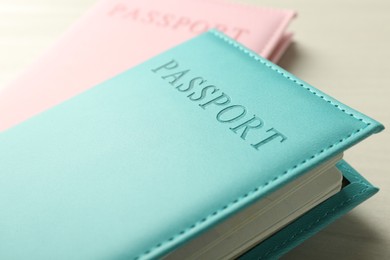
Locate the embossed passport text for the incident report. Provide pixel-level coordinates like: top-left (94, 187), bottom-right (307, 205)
top-left (0, 0), bottom-right (295, 131)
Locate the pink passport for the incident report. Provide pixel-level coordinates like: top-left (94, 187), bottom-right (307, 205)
top-left (0, 0), bottom-right (295, 131)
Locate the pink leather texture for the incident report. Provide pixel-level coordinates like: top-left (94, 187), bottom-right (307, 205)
top-left (0, 0), bottom-right (295, 131)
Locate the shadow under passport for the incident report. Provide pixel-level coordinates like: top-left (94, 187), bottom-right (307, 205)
top-left (277, 42), bottom-right (301, 73)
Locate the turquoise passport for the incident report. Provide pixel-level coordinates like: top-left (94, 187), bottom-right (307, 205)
top-left (0, 30), bottom-right (384, 259)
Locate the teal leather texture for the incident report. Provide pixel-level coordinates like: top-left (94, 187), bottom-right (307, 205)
top-left (240, 160), bottom-right (379, 259)
top-left (0, 30), bottom-right (384, 259)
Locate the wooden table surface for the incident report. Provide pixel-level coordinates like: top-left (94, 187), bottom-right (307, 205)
top-left (1, 0), bottom-right (389, 259)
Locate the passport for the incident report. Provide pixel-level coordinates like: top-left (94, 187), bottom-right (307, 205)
top-left (0, 0), bottom-right (295, 132)
top-left (0, 31), bottom-right (383, 259)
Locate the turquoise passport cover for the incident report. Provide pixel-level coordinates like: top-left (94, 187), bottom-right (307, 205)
top-left (0, 30), bottom-right (384, 259)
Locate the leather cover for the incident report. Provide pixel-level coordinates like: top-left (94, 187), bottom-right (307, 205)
top-left (240, 160), bottom-right (379, 259)
top-left (0, 0), bottom-right (295, 131)
top-left (0, 31), bottom-right (383, 259)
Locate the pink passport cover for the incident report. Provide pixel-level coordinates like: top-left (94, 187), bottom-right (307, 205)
top-left (0, 0), bottom-right (295, 131)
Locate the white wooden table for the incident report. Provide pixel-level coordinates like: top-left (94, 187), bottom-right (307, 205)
top-left (1, 0), bottom-right (389, 259)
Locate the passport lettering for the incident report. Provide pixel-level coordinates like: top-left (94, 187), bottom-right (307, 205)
top-left (108, 3), bottom-right (250, 40)
top-left (152, 60), bottom-right (287, 150)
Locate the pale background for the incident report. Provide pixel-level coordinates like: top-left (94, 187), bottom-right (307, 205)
top-left (0, 0), bottom-right (389, 259)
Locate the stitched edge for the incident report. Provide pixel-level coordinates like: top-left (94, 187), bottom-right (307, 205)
top-left (257, 161), bottom-right (373, 258)
top-left (258, 184), bottom-right (371, 259)
top-left (209, 0), bottom-right (297, 57)
top-left (134, 31), bottom-right (372, 259)
top-left (211, 31), bottom-right (370, 124)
